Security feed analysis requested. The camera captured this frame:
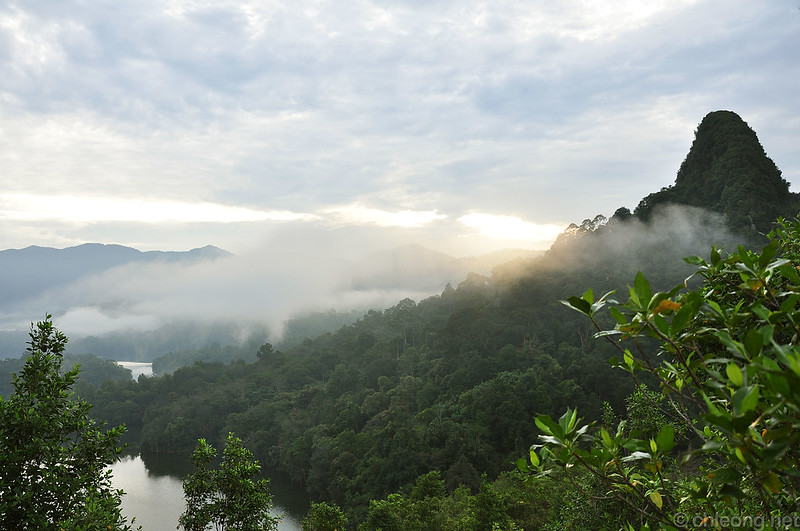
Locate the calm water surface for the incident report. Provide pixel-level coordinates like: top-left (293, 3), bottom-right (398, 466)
top-left (110, 454), bottom-right (304, 530)
top-left (116, 361), bottom-right (154, 379)
top-left (111, 362), bottom-right (306, 529)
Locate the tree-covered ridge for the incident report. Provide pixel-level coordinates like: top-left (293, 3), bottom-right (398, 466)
top-left (0, 352), bottom-right (133, 397)
top-left (82, 206), bottom-right (746, 525)
top-left (635, 110), bottom-right (797, 233)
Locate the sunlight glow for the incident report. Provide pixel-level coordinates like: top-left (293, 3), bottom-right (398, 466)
top-left (0, 193), bottom-right (317, 224)
top-left (325, 204), bottom-right (446, 228)
top-left (459, 213), bottom-right (564, 241)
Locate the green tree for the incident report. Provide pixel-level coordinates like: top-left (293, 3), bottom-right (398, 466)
top-left (256, 342), bottom-right (274, 361)
top-left (180, 432), bottom-right (279, 531)
top-left (301, 501), bottom-right (348, 530)
top-left (520, 218), bottom-right (800, 530)
top-left (0, 316), bottom-right (135, 530)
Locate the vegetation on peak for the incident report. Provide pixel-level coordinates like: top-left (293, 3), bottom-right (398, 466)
top-left (634, 110), bottom-right (798, 233)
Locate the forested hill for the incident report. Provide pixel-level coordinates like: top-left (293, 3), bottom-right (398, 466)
top-left (81, 110), bottom-right (793, 526)
top-left (633, 110), bottom-right (798, 233)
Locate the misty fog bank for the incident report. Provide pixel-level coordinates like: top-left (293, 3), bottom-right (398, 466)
top-left (0, 241), bottom-right (540, 360)
top-left (0, 204), bottom-right (756, 362)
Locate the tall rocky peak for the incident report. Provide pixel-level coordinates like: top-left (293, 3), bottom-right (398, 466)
top-left (635, 110), bottom-right (798, 233)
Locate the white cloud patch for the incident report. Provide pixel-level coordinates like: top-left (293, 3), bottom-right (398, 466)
top-left (324, 203), bottom-right (446, 228)
top-left (0, 193), bottom-right (317, 224)
top-left (57, 306), bottom-right (159, 336)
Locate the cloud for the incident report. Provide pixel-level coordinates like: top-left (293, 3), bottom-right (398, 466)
top-left (0, 193), bottom-right (317, 224)
top-left (9, 235), bottom-right (475, 342)
top-left (323, 203), bottom-right (446, 228)
top-left (0, 0), bottom-right (797, 261)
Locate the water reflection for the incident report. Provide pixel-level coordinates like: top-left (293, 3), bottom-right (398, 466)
top-left (116, 361), bottom-right (153, 380)
top-left (110, 454), bottom-right (304, 530)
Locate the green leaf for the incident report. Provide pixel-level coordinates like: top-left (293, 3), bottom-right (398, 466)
top-left (778, 264), bottom-right (800, 284)
top-left (535, 414), bottom-right (563, 438)
top-left (649, 490), bottom-right (663, 509)
top-left (725, 363), bottom-right (744, 387)
top-left (732, 385), bottom-right (759, 416)
top-left (670, 303), bottom-right (695, 336)
top-left (655, 425), bottom-right (675, 454)
top-left (582, 288), bottom-right (595, 305)
top-left (634, 272), bottom-right (652, 309)
top-left (719, 483), bottom-right (745, 499)
top-left (715, 330), bottom-right (746, 358)
top-left (743, 329), bottom-right (763, 357)
top-left (772, 341), bottom-right (800, 378)
top-left (610, 307), bottom-right (627, 325)
top-left (768, 373), bottom-right (791, 396)
top-left (529, 448), bottom-right (540, 468)
top-left (652, 314), bottom-right (669, 336)
top-left (758, 241), bottom-right (778, 269)
top-left (708, 467), bottom-right (741, 484)
top-left (710, 247), bottom-right (721, 266)
top-left (600, 427), bottom-right (613, 448)
top-left (623, 349), bottom-right (634, 369)
top-left (559, 407), bottom-right (578, 433)
top-left (735, 447), bottom-right (746, 463)
top-left (779, 293), bottom-right (800, 313)
top-left (561, 296), bottom-right (591, 316)
top-left (752, 304), bottom-right (771, 321)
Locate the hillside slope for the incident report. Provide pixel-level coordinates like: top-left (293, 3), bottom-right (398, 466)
top-left (79, 110), bottom-right (795, 526)
top-left (634, 110), bottom-right (797, 233)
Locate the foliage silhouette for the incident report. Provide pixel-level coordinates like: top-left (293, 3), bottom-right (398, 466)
top-left (0, 316), bottom-right (136, 530)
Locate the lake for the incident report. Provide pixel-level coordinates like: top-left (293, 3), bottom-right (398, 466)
top-left (116, 361), bottom-right (154, 379)
top-left (110, 453), bottom-right (305, 530)
top-left (110, 362), bottom-right (307, 529)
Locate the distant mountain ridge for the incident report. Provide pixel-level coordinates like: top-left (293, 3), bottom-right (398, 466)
top-left (0, 243), bottom-right (231, 307)
top-left (633, 110), bottom-right (798, 233)
top-left (0, 242), bottom-right (538, 307)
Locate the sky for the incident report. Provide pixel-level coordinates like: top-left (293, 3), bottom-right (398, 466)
top-left (1, 0), bottom-right (799, 261)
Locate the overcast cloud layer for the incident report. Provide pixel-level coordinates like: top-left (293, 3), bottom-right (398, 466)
top-left (0, 0), bottom-right (799, 259)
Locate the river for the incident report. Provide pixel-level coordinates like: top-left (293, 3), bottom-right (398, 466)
top-left (110, 453), bottom-right (305, 530)
top-left (116, 361), bottom-right (155, 379)
top-left (111, 362), bottom-right (306, 530)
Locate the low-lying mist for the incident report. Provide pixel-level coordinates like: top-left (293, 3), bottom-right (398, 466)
top-left (0, 237), bottom-right (538, 360)
top-left (0, 204), bottom-right (754, 361)
top-left (533, 204), bottom-right (753, 296)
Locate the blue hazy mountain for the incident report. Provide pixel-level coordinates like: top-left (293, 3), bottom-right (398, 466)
top-left (0, 243), bottom-right (231, 308)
